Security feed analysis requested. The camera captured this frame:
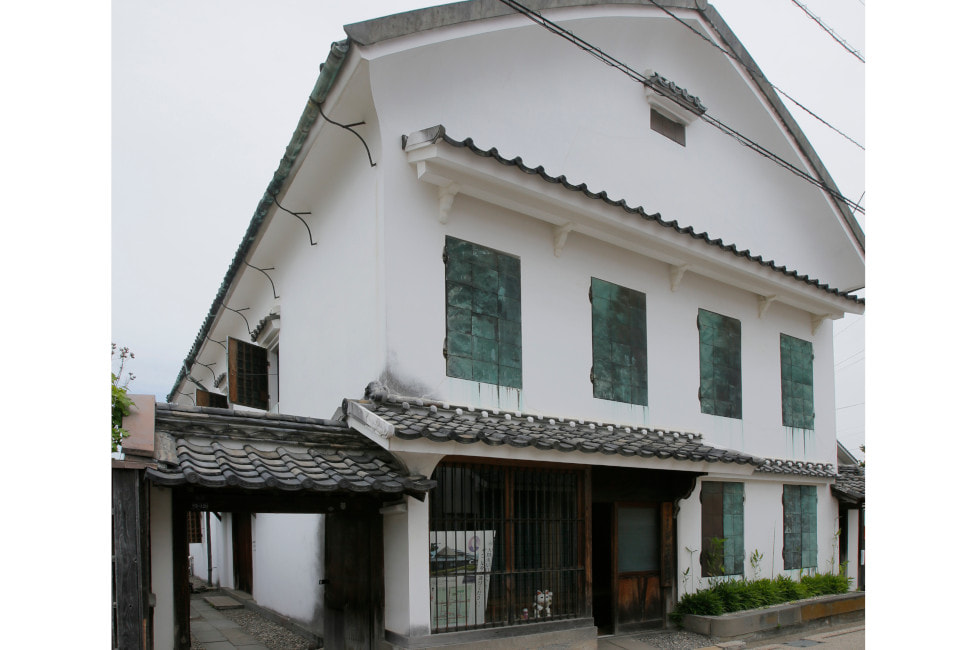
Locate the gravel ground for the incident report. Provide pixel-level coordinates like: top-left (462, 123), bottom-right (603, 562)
top-left (219, 606), bottom-right (317, 649)
top-left (189, 593), bottom-right (317, 650)
top-left (635, 628), bottom-right (716, 649)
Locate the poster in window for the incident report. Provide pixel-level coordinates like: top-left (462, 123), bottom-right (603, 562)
top-left (429, 530), bottom-right (495, 629)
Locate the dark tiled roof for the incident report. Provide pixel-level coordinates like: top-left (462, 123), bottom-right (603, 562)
top-left (146, 403), bottom-right (435, 498)
top-left (646, 72), bottom-right (706, 114)
top-left (755, 458), bottom-right (836, 478)
top-left (345, 394), bottom-right (764, 467)
top-left (831, 464), bottom-right (865, 505)
top-left (250, 312), bottom-right (279, 342)
top-left (410, 126), bottom-right (863, 306)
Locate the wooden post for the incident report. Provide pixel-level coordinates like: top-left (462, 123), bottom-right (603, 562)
top-left (172, 491), bottom-right (191, 649)
top-left (205, 512), bottom-right (212, 587)
top-left (112, 467), bottom-right (146, 650)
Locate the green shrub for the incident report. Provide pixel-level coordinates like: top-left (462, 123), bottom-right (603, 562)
top-left (672, 570), bottom-right (849, 620)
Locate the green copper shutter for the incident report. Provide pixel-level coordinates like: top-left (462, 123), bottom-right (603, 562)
top-left (800, 486), bottom-right (818, 569)
top-left (590, 277), bottom-right (647, 406)
top-left (780, 334), bottom-right (814, 429)
top-left (701, 482), bottom-right (744, 576)
top-left (698, 309), bottom-right (742, 419)
top-left (444, 237), bottom-right (522, 389)
top-left (723, 482), bottom-right (744, 575)
top-left (783, 484), bottom-right (817, 570)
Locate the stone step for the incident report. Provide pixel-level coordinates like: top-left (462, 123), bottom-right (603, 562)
top-left (203, 595), bottom-right (244, 610)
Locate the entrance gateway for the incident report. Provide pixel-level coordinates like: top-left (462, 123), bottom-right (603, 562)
top-left (591, 467), bottom-right (695, 635)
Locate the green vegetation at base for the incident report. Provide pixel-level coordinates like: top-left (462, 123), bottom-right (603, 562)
top-left (670, 570), bottom-right (851, 624)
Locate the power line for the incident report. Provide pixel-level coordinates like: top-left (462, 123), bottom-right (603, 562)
top-left (497, 0), bottom-right (865, 215)
top-left (645, 0), bottom-right (863, 150)
top-left (789, 0), bottom-right (865, 62)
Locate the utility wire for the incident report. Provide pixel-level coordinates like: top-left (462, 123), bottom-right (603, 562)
top-left (789, 0), bottom-right (865, 62)
top-left (645, 0), bottom-right (863, 150)
top-left (498, 0), bottom-right (864, 215)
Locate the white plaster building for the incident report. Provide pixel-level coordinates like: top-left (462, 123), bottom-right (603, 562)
top-left (153, 2), bottom-right (864, 648)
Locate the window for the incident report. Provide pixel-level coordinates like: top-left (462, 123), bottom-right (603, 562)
top-left (651, 108), bottom-right (686, 146)
top-left (196, 389), bottom-right (228, 409)
top-left (444, 237), bottom-right (522, 388)
top-left (187, 511), bottom-right (203, 544)
top-left (780, 334), bottom-right (814, 429)
top-left (783, 484), bottom-right (817, 570)
top-left (698, 309), bottom-right (742, 419)
top-left (700, 482), bottom-right (744, 576)
top-left (428, 462), bottom-right (585, 632)
top-left (228, 337), bottom-right (269, 410)
top-left (590, 278), bottom-right (647, 406)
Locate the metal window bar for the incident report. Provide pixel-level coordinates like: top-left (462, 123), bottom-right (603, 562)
top-left (429, 463), bottom-right (584, 633)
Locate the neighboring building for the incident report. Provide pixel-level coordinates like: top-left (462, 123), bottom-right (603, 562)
top-left (149, 2), bottom-right (864, 648)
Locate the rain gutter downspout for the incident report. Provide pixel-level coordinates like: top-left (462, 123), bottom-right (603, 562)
top-left (167, 40), bottom-right (352, 402)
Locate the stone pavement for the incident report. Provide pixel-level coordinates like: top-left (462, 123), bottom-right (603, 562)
top-left (190, 594), bottom-right (269, 650)
top-left (596, 622), bottom-right (864, 650)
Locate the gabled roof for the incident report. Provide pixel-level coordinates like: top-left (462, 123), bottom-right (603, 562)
top-left (145, 403), bottom-right (436, 499)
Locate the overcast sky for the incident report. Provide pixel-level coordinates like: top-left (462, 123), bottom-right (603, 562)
top-left (110, 0), bottom-right (866, 456)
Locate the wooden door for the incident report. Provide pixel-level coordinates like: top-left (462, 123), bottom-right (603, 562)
top-left (232, 513), bottom-right (253, 593)
top-left (323, 508), bottom-right (382, 649)
top-left (614, 503), bottom-right (662, 631)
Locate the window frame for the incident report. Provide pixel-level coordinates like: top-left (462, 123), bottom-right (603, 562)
top-left (590, 277), bottom-right (648, 406)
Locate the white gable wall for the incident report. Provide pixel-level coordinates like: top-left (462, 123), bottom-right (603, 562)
top-left (364, 7), bottom-right (863, 294)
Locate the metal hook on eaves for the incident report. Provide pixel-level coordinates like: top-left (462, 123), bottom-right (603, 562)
top-left (270, 193), bottom-right (317, 247)
top-left (193, 361), bottom-right (219, 385)
top-left (221, 303), bottom-right (252, 333)
top-left (315, 102), bottom-right (377, 168)
top-left (244, 261), bottom-right (280, 300)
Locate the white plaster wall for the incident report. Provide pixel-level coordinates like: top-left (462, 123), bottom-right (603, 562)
top-left (379, 184), bottom-right (837, 462)
top-left (150, 486), bottom-right (174, 650)
top-left (676, 478), bottom-right (840, 598)
top-left (365, 7), bottom-right (863, 294)
top-left (251, 513), bottom-right (324, 626)
top-left (383, 497), bottom-right (432, 636)
top-left (188, 513), bottom-right (227, 586)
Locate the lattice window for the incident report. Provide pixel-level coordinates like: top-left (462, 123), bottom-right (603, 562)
top-left (780, 334), bottom-right (814, 429)
top-left (187, 511), bottom-right (203, 544)
top-left (428, 462), bottom-right (585, 633)
top-left (591, 277), bottom-right (648, 406)
top-left (228, 337), bottom-right (269, 410)
top-left (651, 108), bottom-right (686, 146)
top-left (444, 237), bottom-right (522, 388)
top-left (700, 482), bottom-right (744, 576)
top-left (698, 309), bottom-right (742, 419)
top-left (783, 484), bottom-right (817, 570)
